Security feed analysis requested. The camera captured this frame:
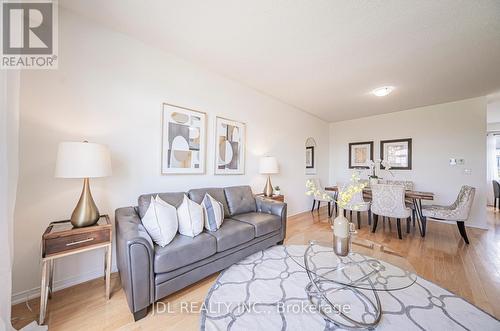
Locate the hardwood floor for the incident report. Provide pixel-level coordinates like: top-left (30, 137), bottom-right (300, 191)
top-left (12, 207), bottom-right (500, 330)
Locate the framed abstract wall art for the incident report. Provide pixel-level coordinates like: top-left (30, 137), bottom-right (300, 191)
top-left (380, 138), bottom-right (412, 170)
top-left (348, 141), bottom-right (373, 168)
top-left (214, 116), bottom-right (246, 175)
top-left (161, 103), bottom-right (206, 174)
top-left (306, 146), bottom-right (315, 169)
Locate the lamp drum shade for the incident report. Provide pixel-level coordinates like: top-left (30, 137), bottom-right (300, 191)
top-left (259, 156), bottom-right (279, 174)
top-left (55, 142), bottom-right (112, 178)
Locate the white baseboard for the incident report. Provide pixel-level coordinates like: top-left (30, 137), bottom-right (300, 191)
top-left (427, 218), bottom-right (488, 230)
top-left (12, 267), bottom-right (118, 305)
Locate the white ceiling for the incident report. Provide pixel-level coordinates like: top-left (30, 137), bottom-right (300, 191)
top-left (61, 0), bottom-right (500, 122)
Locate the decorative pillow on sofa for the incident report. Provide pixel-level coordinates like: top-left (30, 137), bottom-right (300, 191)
top-left (202, 193), bottom-right (224, 231)
top-left (141, 195), bottom-right (178, 247)
top-left (177, 194), bottom-right (204, 237)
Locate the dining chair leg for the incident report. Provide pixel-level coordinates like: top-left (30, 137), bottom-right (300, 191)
top-left (368, 210), bottom-right (372, 226)
top-left (317, 201), bottom-right (321, 211)
top-left (494, 198), bottom-right (497, 210)
top-left (311, 200), bottom-right (316, 212)
top-left (421, 216), bottom-right (427, 237)
top-left (328, 202), bottom-right (332, 217)
top-left (396, 218), bottom-right (402, 240)
top-left (406, 217), bottom-right (411, 233)
top-left (343, 209), bottom-right (346, 217)
top-left (412, 209), bottom-right (416, 227)
top-left (357, 211), bottom-right (361, 229)
top-left (457, 221), bottom-right (469, 244)
top-left (372, 214), bottom-right (378, 233)
top-left (349, 210), bottom-right (353, 221)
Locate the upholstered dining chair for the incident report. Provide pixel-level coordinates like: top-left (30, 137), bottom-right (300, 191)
top-left (421, 185), bottom-right (475, 244)
top-left (341, 188), bottom-right (371, 229)
top-left (382, 180), bottom-right (414, 190)
top-left (306, 178), bottom-right (334, 217)
top-left (371, 184), bottom-right (411, 240)
top-left (381, 180), bottom-right (416, 226)
top-left (492, 180), bottom-right (500, 210)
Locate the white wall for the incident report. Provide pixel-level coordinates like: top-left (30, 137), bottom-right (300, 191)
top-left (329, 97), bottom-right (487, 229)
top-left (1, 70), bottom-right (20, 330)
top-left (12, 9), bottom-right (329, 301)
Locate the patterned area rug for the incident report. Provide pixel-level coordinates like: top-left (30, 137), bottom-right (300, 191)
top-left (200, 245), bottom-right (500, 330)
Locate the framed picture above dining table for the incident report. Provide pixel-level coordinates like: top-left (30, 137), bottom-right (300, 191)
top-left (348, 141), bottom-right (373, 168)
top-left (380, 138), bottom-right (412, 170)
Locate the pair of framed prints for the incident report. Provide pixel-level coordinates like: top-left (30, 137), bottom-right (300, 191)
top-left (161, 103), bottom-right (245, 175)
top-left (348, 139), bottom-right (412, 170)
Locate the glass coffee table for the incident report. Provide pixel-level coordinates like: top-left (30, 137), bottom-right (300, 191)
top-left (286, 239), bottom-right (417, 329)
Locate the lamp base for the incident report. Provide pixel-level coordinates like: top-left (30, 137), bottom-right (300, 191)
top-left (71, 178), bottom-right (100, 227)
top-left (263, 176), bottom-right (274, 197)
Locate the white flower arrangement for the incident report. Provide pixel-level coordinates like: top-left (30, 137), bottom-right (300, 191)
top-left (367, 159), bottom-right (393, 179)
top-left (336, 173), bottom-right (366, 210)
top-left (305, 180), bottom-right (333, 201)
top-left (305, 174), bottom-right (367, 211)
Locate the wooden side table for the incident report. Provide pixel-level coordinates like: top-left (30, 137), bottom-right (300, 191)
top-left (39, 215), bottom-right (112, 324)
top-left (256, 193), bottom-right (285, 202)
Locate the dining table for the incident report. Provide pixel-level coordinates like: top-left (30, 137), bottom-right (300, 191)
top-left (324, 186), bottom-right (434, 237)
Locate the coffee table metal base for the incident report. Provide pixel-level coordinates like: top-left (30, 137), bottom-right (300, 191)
top-left (303, 245), bottom-right (383, 329)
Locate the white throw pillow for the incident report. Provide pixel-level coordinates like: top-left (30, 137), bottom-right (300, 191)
top-left (202, 194), bottom-right (224, 231)
top-left (141, 196), bottom-right (178, 247)
top-left (177, 195), bottom-right (204, 237)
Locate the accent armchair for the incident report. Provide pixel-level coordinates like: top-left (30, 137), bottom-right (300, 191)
top-left (421, 185), bottom-right (475, 244)
top-left (492, 180), bottom-right (500, 210)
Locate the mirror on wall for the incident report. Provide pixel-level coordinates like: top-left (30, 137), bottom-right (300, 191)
top-left (305, 137), bottom-right (317, 174)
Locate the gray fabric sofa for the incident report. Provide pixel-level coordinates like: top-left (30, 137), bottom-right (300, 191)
top-left (115, 185), bottom-right (287, 321)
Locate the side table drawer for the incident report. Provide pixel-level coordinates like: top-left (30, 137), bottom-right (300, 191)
top-left (44, 230), bottom-right (110, 256)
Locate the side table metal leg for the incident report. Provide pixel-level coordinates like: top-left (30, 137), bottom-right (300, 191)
top-left (103, 247), bottom-right (107, 281)
top-left (39, 260), bottom-right (49, 325)
top-left (105, 245), bottom-right (112, 299)
top-left (48, 259), bottom-right (54, 299)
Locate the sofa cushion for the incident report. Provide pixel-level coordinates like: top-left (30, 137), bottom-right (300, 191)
top-left (202, 194), bottom-right (224, 231)
top-left (188, 188), bottom-right (230, 217)
top-left (138, 192), bottom-right (185, 218)
top-left (141, 196), bottom-right (178, 247)
top-left (177, 195), bottom-right (204, 237)
top-left (231, 212), bottom-right (281, 237)
top-left (224, 186), bottom-right (256, 216)
top-left (154, 233), bottom-right (216, 273)
top-left (206, 219), bottom-right (255, 252)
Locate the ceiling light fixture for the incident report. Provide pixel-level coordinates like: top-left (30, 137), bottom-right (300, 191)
top-left (372, 86), bottom-right (394, 97)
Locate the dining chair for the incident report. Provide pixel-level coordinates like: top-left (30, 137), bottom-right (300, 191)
top-left (381, 180), bottom-right (416, 227)
top-left (382, 180), bottom-right (414, 190)
top-left (306, 178), bottom-right (334, 217)
top-left (492, 180), bottom-right (500, 210)
top-left (341, 188), bottom-right (371, 229)
top-left (421, 185), bottom-right (475, 244)
top-left (371, 184), bottom-right (411, 240)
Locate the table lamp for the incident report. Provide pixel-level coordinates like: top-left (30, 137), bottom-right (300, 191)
top-left (259, 156), bottom-right (279, 197)
top-left (55, 141), bottom-right (112, 227)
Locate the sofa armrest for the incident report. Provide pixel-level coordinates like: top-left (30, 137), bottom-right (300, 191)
top-left (115, 207), bottom-right (154, 319)
top-left (255, 197), bottom-right (287, 241)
